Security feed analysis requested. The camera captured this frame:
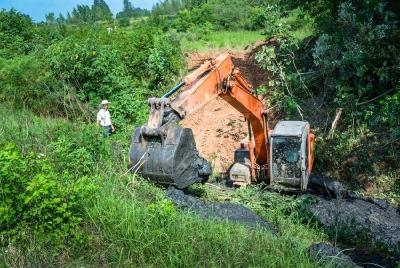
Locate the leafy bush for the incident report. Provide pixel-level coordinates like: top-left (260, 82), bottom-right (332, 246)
top-left (0, 143), bottom-right (97, 246)
top-left (208, 0), bottom-right (252, 30)
top-left (255, 5), bottom-right (305, 117)
top-left (311, 1), bottom-right (400, 116)
top-left (172, 5), bottom-right (212, 32)
top-left (43, 26), bottom-right (183, 124)
top-left (0, 55), bottom-right (46, 108)
top-left (155, 0), bottom-right (270, 31)
top-left (249, 7), bottom-right (269, 30)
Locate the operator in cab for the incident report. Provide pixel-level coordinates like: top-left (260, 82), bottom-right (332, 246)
top-left (96, 100), bottom-right (115, 137)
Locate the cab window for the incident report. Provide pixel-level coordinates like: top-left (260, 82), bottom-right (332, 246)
top-left (272, 137), bottom-right (301, 179)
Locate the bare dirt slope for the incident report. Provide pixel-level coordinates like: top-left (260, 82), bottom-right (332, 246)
top-left (181, 43), bottom-right (269, 173)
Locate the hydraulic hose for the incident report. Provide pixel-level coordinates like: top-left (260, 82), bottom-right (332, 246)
top-left (162, 81), bottom-right (186, 98)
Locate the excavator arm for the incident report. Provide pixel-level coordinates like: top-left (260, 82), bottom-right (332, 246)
top-left (170, 53), bottom-right (268, 166)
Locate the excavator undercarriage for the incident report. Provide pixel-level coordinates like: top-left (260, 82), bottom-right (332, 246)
top-left (129, 53), bottom-right (315, 191)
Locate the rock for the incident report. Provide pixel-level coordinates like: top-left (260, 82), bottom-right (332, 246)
top-left (308, 242), bottom-right (360, 268)
top-left (166, 186), bottom-right (276, 233)
top-left (308, 197), bottom-right (400, 254)
top-left (368, 198), bottom-right (390, 210)
top-left (309, 175), bottom-right (355, 198)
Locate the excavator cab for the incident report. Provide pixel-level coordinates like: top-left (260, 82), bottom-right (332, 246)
top-left (269, 121), bottom-right (314, 191)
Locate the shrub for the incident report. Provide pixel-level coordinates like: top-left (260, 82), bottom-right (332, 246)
top-left (208, 0), bottom-right (252, 30)
top-left (0, 55), bottom-right (47, 109)
top-left (43, 27), bottom-right (183, 124)
top-left (0, 143), bottom-right (97, 246)
top-left (249, 7), bottom-right (269, 30)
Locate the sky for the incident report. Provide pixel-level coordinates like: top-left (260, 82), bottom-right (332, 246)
top-left (0, 0), bottom-right (161, 22)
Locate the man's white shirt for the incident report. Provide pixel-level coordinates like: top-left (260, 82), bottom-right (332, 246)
top-left (97, 108), bottom-right (112, 127)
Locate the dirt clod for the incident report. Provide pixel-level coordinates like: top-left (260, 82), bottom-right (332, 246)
top-left (309, 175), bottom-right (354, 198)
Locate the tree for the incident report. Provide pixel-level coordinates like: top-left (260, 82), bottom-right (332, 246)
top-left (183, 0), bottom-right (208, 9)
top-left (92, 0), bottom-right (113, 21)
top-left (56, 13), bottom-right (66, 25)
top-left (116, 0), bottom-right (150, 20)
top-left (70, 5), bottom-right (94, 24)
top-left (123, 0), bottom-right (134, 15)
top-left (45, 12), bottom-right (56, 24)
top-left (152, 0), bottom-right (184, 15)
top-left (116, 0), bottom-right (134, 19)
top-left (0, 9), bottom-right (36, 57)
top-left (66, 12), bottom-right (72, 22)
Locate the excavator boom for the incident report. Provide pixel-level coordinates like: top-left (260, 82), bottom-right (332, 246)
top-left (170, 53), bottom-right (268, 165)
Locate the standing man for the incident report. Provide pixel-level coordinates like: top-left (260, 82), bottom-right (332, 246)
top-left (96, 100), bottom-right (115, 137)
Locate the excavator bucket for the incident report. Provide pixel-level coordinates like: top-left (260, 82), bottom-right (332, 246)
top-left (129, 98), bottom-right (211, 189)
top-left (129, 125), bottom-right (211, 188)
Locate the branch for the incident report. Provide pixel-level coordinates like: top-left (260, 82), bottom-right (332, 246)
top-left (328, 108), bottom-right (343, 139)
top-left (356, 88), bottom-right (396, 106)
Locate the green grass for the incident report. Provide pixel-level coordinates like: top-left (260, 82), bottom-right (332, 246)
top-left (85, 175), bottom-right (321, 267)
top-left (179, 10), bottom-right (314, 54)
top-left (284, 8), bottom-right (315, 41)
top-left (0, 104), bottom-right (327, 267)
top-left (181, 31), bottom-right (264, 52)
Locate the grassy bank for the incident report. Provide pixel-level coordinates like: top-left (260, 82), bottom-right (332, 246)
top-left (180, 31), bottom-right (264, 52)
top-left (0, 104), bottom-right (326, 267)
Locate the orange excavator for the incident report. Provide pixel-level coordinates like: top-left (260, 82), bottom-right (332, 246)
top-left (129, 53), bottom-right (315, 191)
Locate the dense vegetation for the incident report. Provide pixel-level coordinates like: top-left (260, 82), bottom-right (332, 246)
top-left (0, 0), bottom-right (399, 266)
top-left (253, 0), bottom-right (400, 199)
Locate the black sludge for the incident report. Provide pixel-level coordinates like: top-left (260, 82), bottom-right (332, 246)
top-left (166, 187), bottom-right (276, 233)
top-left (308, 196), bottom-right (400, 266)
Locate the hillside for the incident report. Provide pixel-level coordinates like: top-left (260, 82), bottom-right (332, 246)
top-left (1, 0), bottom-right (399, 267)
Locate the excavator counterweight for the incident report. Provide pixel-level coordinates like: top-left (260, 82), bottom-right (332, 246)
top-left (129, 53), bottom-right (315, 190)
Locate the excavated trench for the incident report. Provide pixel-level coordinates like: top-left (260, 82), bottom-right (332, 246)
top-left (308, 176), bottom-right (400, 267)
top-left (166, 186), bottom-right (276, 233)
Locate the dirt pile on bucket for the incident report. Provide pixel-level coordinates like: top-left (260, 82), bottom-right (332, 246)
top-left (166, 187), bottom-right (276, 233)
